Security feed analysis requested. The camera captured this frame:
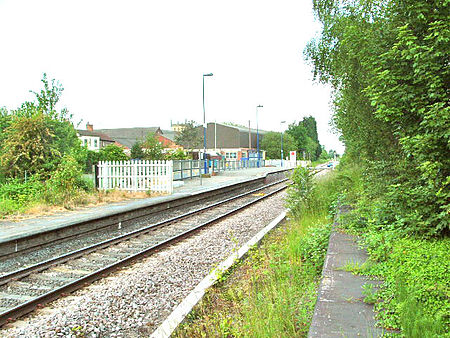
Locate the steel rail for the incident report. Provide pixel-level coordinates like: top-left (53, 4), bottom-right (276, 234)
top-left (0, 181), bottom-right (289, 326)
top-left (0, 170), bottom-right (292, 260)
top-left (0, 178), bottom-right (288, 286)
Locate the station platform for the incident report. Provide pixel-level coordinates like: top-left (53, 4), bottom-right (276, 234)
top-left (0, 167), bottom-right (286, 247)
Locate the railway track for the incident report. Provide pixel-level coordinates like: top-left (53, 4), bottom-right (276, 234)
top-left (0, 179), bottom-right (290, 326)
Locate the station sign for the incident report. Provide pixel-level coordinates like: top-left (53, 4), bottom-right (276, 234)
top-left (290, 151), bottom-right (296, 162)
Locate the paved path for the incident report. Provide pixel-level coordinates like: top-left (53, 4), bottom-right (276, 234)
top-left (309, 218), bottom-right (383, 337)
top-left (0, 167), bottom-right (283, 244)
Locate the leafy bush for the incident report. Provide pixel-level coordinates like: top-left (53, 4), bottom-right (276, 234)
top-left (306, 0), bottom-right (450, 236)
top-left (286, 166), bottom-right (315, 217)
top-left (0, 198), bottom-right (21, 216)
top-left (291, 221), bottom-right (331, 274)
top-left (43, 155), bottom-right (83, 206)
top-left (287, 163), bottom-right (362, 220)
top-left (0, 176), bottom-right (45, 206)
top-left (362, 236), bottom-right (450, 334)
top-left (165, 148), bottom-right (189, 160)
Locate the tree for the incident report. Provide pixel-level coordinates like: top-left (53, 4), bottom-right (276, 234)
top-left (130, 142), bottom-right (145, 159)
top-left (0, 107), bottom-right (12, 145)
top-left (306, 0), bottom-right (449, 235)
top-left (328, 149), bottom-right (338, 159)
top-left (0, 74), bottom-right (81, 178)
top-left (142, 133), bottom-right (165, 160)
top-left (174, 121), bottom-right (202, 149)
top-left (0, 113), bottom-right (59, 177)
top-left (261, 132), bottom-right (296, 160)
top-left (98, 144), bottom-right (128, 161)
top-left (287, 116), bottom-right (322, 160)
top-left (319, 147), bottom-right (330, 161)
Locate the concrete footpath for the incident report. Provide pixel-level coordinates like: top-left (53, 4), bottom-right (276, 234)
top-left (0, 167), bottom-right (283, 245)
top-left (309, 215), bottom-right (383, 337)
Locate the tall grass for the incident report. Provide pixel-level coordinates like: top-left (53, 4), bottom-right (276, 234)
top-left (174, 166), bottom-right (354, 337)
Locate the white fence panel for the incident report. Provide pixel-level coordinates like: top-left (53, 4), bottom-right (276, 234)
top-left (97, 160), bottom-right (173, 194)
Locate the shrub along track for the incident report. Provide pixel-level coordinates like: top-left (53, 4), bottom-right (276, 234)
top-left (0, 179), bottom-right (290, 326)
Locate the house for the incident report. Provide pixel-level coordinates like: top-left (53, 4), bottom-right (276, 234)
top-left (77, 123), bottom-right (116, 151)
top-left (95, 127), bottom-right (182, 150)
top-left (95, 127), bottom-right (164, 149)
top-left (160, 130), bottom-right (180, 148)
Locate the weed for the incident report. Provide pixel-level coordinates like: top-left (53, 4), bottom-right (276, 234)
top-left (338, 259), bottom-right (363, 273)
top-left (362, 283), bottom-right (378, 304)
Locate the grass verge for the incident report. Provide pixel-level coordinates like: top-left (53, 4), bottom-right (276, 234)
top-left (173, 167), bottom-right (352, 337)
top-left (173, 212), bottom-right (331, 338)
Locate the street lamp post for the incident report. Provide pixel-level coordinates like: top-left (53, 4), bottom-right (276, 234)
top-left (256, 105), bottom-right (263, 167)
top-left (280, 121), bottom-right (286, 167)
top-left (203, 73), bottom-right (213, 175)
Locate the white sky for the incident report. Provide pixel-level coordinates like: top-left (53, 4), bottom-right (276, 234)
top-left (0, 0), bottom-right (344, 153)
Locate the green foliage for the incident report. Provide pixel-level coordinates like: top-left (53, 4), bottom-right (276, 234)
top-left (0, 198), bottom-right (21, 216)
top-left (98, 144), bottom-right (128, 162)
top-left (0, 74), bottom-right (104, 214)
top-left (70, 146), bottom-right (99, 173)
top-left (260, 131), bottom-right (296, 159)
top-left (44, 155), bottom-right (83, 205)
top-left (306, 0), bottom-right (449, 236)
top-left (174, 214), bottom-right (331, 338)
top-left (130, 142), bottom-right (145, 159)
top-left (0, 106), bottom-right (12, 145)
top-left (397, 281), bottom-right (447, 338)
top-left (0, 113), bottom-right (59, 177)
top-left (142, 133), bottom-right (165, 160)
top-left (288, 163), bottom-right (362, 220)
top-left (165, 148), bottom-right (189, 160)
top-left (362, 235), bottom-right (450, 334)
top-left (291, 219), bottom-right (332, 274)
top-left (361, 283), bottom-right (377, 304)
top-left (174, 120), bottom-right (202, 149)
top-left (0, 74), bottom-right (81, 178)
top-left (0, 176), bottom-right (45, 206)
top-left (338, 162), bottom-right (450, 334)
top-left (286, 116), bottom-right (323, 160)
top-left (287, 167), bottom-right (315, 217)
top-left (319, 147), bottom-right (329, 161)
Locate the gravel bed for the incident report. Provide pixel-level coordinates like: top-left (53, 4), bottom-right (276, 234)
top-left (1, 191), bottom-right (287, 337)
top-left (0, 184), bottom-right (266, 275)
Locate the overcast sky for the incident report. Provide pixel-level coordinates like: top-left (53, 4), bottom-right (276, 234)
top-left (0, 0), bottom-right (344, 153)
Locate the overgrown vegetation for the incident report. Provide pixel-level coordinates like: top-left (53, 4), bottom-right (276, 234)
top-left (305, 1), bottom-right (449, 334)
top-left (306, 0), bottom-right (449, 237)
top-left (0, 75), bottom-right (175, 217)
top-left (173, 166), bottom-right (353, 337)
top-left (337, 167), bottom-right (450, 335)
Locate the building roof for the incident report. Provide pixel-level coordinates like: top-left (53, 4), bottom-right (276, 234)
top-left (161, 130), bottom-right (178, 142)
top-left (231, 124), bottom-right (268, 134)
top-left (77, 130), bottom-right (115, 142)
top-left (95, 127), bottom-right (162, 148)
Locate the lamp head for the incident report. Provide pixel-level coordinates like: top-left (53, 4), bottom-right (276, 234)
top-left (257, 105), bottom-right (263, 108)
top-left (203, 73), bottom-right (213, 77)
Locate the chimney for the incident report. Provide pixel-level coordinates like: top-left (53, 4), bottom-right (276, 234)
top-left (86, 122), bottom-right (93, 131)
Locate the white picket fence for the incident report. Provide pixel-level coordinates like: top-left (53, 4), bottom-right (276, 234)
top-left (97, 160), bottom-right (173, 193)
